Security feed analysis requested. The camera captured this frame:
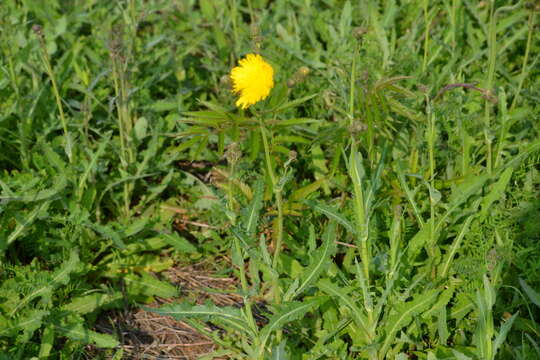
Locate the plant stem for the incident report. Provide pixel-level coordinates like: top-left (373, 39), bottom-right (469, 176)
top-left (38, 35), bottom-right (72, 162)
top-left (422, 0), bottom-right (429, 72)
top-left (510, 10), bottom-right (535, 111)
top-left (273, 190), bottom-right (284, 273)
top-left (227, 162), bottom-right (237, 224)
top-left (450, 0), bottom-right (458, 50)
top-left (110, 32), bottom-right (135, 218)
top-left (230, 0), bottom-right (239, 52)
top-left (233, 237), bottom-right (259, 342)
top-left (259, 120), bottom-right (283, 305)
top-left (484, 0), bottom-right (497, 174)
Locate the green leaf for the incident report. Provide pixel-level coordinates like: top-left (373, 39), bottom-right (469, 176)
top-left (305, 200), bottom-right (356, 234)
top-left (273, 93), bottom-right (318, 113)
top-left (380, 289), bottom-right (440, 355)
top-left (451, 292), bottom-right (475, 322)
top-left (519, 278), bottom-right (540, 307)
top-left (39, 324), bottom-right (55, 358)
top-left (338, 1), bottom-right (352, 37)
top-left (422, 287), bottom-right (454, 319)
top-left (83, 222), bottom-right (126, 249)
top-left (241, 178), bottom-right (264, 236)
top-left (285, 221), bottom-right (337, 301)
top-left (271, 341), bottom-right (289, 360)
top-left (260, 300), bottom-right (321, 347)
top-left (6, 201), bottom-right (49, 246)
top-left (0, 309), bottom-right (49, 340)
top-left (273, 118), bottom-right (318, 127)
top-left (493, 312), bottom-right (518, 356)
top-left (11, 250), bottom-right (79, 316)
top-left (54, 322), bottom-right (119, 348)
top-left (451, 349), bottom-right (474, 360)
top-left (407, 225), bottom-right (437, 259)
top-left (318, 279), bottom-right (369, 334)
top-left (62, 292), bottom-right (123, 315)
top-left (349, 150), bottom-right (367, 238)
top-left (124, 273), bottom-right (178, 299)
top-left (160, 233), bottom-right (198, 254)
top-left (447, 173), bottom-right (490, 212)
top-left (147, 302), bottom-right (252, 336)
top-left (290, 179), bottom-right (325, 202)
top-left (481, 167), bottom-right (513, 217)
top-left (0, 175), bottom-right (67, 203)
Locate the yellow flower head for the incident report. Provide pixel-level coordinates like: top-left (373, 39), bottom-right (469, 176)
top-left (230, 54), bottom-right (274, 109)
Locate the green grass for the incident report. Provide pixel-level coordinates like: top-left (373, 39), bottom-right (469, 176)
top-left (1, 0), bottom-right (539, 358)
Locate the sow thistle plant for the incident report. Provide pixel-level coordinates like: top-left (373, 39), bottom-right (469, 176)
top-left (149, 53), bottom-right (324, 358)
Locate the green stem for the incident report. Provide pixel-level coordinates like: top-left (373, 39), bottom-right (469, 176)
top-left (39, 39), bottom-right (72, 162)
top-left (260, 123), bottom-right (277, 186)
top-left (259, 121), bottom-right (283, 305)
top-left (510, 10), bottom-right (535, 111)
top-left (484, 0), bottom-right (497, 174)
top-left (349, 42), bottom-right (357, 125)
top-left (228, 163), bottom-right (236, 213)
top-left (110, 44), bottom-right (134, 218)
top-left (450, 0), bottom-right (458, 50)
top-left (273, 190), bottom-right (284, 273)
top-left (422, 0), bottom-right (429, 72)
top-left (230, 0), bottom-right (239, 51)
top-left (246, 0), bottom-right (255, 24)
top-left (233, 237), bottom-right (259, 341)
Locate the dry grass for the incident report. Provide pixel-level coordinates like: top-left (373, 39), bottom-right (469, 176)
top-left (94, 261), bottom-right (241, 359)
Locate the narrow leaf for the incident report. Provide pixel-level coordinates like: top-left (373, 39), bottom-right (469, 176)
top-left (260, 300), bottom-right (320, 347)
top-left (305, 200), bottom-right (356, 234)
top-left (286, 221), bottom-right (337, 300)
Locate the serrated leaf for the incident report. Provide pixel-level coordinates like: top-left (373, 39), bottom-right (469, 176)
top-left (447, 173), bottom-right (490, 210)
top-left (0, 309), bottom-right (49, 339)
top-left (160, 233), bottom-right (198, 254)
top-left (0, 175), bottom-right (67, 203)
top-left (273, 118), bottom-right (318, 127)
top-left (124, 273), bottom-right (178, 298)
top-left (285, 221), bottom-right (337, 301)
top-left (519, 278), bottom-right (540, 307)
top-left (271, 340), bottom-right (289, 360)
top-left (83, 222), bottom-right (126, 249)
top-left (11, 251), bottom-right (79, 316)
top-left (422, 287), bottom-right (454, 319)
top-left (55, 322), bottom-right (118, 348)
top-left (493, 312), bottom-right (518, 356)
top-left (7, 201), bottom-right (49, 246)
top-left (318, 279), bottom-right (369, 334)
top-left (290, 179), bottom-right (325, 202)
top-left (305, 200), bottom-right (355, 234)
top-left (260, 300), bottom-right (320, 347)
top-left (273, 93), bottom-right (318, 113)
top-left (147, 302), bottom-right (251, 336)
top-left (62, 292), bottom-right (123, 315)
top-left (407, 225), bottom-right (437, 259)
top-left (481, 167), bottom-right (513, 217)
top-left (380, 289), bottom-right (440, 355)
top-left (241, 178), bottom-right (264, 236)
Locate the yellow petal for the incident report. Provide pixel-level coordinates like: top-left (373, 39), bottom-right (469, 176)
top-left (229, 54), bottom-right (274, 109)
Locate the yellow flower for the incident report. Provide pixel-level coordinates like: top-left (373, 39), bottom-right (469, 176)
top-left (230, 53), bottom-right (274, 109)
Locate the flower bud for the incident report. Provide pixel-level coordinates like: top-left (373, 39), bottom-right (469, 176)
top-left (287, 66), bottom-right (311, 88)
top-left (353, 27), bottom-right (367, 39)
top-left (220, 74), bottom-right (232, 89)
